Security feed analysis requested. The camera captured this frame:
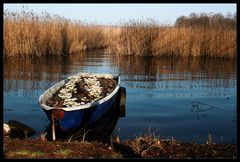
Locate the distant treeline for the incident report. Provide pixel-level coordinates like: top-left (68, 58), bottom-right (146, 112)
top-left (3, 10), bottom-right (236, 58)
top-left (175, 12), bottom-right (236, 29)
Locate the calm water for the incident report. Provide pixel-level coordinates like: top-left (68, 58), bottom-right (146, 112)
top-left (3, 51), bottom-right (237, 144)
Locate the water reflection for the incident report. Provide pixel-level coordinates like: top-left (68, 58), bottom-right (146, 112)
top-left (3, 51), bottom-right (236, 143)
top-left (116, 55), bottom-right (234, 76)
top-left (116, 55), bottom-right (236, 89)
top-left (4, 54), bottom-right (236, 90)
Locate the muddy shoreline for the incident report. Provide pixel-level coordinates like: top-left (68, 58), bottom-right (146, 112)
top-left (3, 120), bottom-right (237, 159)
top-left (3, 135), bottom-right (236, 159)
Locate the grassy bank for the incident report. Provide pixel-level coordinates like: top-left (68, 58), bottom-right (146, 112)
top-left (4, 10), bottom-right (236, 58)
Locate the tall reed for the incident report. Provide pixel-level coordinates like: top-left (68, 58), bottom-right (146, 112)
top-left (108, 18), bottom-right (160, 56)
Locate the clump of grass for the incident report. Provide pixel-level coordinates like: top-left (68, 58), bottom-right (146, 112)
top-left (53, 148), bottom-right (73, 157)
top-left (30, 151), bottom-right (46, 157)
top-left (10, 150), bottom-right (31, 156)
top-left (8, 150), bottom-right (46, 158)
top-left (9, 150), bottom-right (45, 157)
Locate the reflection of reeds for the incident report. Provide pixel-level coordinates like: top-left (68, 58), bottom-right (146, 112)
top-left (4, 53), bottom-right (236, 94)
top-left (115, 55), bottom-right (236, 81)
top-left (4, 54), bottom-right (86, 82)
top-left (4, 10), bottom-right (236, 58)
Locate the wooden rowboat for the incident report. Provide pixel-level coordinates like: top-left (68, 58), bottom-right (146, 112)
top-left (38, 73), bottom-right (126, 140)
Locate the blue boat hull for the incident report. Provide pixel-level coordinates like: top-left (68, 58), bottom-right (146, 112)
top-left (44, 92), bottom-right (118, 133)
top-left (39, 73), bottom-right (125, 140)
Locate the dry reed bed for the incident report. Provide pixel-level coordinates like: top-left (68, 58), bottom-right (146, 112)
top-left (4, 11), bottom-right (107, 57)
top-left (4, 11), bottom-right (236, 58)
top-left (109, 19), bottom-right (236, 58)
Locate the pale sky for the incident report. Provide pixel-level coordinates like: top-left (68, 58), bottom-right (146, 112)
top-left (4, 3), bottom-right (236, 25)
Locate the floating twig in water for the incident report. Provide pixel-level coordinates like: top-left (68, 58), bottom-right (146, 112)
top-left (191, 101), bottom-right (219, 113)
top-left (191, 101), bottom-right (219, 120)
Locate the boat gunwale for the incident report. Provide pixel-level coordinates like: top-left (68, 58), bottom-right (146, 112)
top-left (38, 73), bottom-right (120, 112)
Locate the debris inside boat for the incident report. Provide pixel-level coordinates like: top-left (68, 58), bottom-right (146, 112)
top-left (46, 75), bottom-right (118, 108)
